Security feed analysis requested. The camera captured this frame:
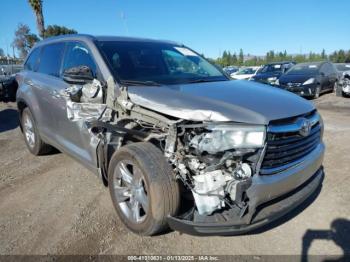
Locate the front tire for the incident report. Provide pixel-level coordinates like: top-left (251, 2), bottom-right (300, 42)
top-left (313, 85), bottom-right (321, 99)
top-left (108, 142), bottom-right (180, 236)
top-left (21, 107), bottom-right (52, 155)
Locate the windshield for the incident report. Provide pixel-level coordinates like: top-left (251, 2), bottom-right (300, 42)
top-left (236, 67), bottom-right (256, 75)
top-left (260, 64), bottom-right (283, 73)
top-left (336, 64), bottom-right (350, 71)
top-left (286, 64), bottom-right (320, 75)
top-left (98, 41), bottom-right (227, 85)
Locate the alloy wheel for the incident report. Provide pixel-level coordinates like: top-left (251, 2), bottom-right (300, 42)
top-left (23, 112), bottom-right (35, 148)
top-left (113, 160), bottom-right (149, 224)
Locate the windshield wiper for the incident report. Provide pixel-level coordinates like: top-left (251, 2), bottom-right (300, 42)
top-left (119, 80), bottom-right (161, 86)
top-left (187, 78), bottom-right (227, 84)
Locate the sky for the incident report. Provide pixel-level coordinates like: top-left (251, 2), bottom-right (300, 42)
top-left (0, 0), bottom-right (349, 58)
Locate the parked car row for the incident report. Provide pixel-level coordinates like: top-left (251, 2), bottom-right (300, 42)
top-left (224, 60), bottom-right (349, 99)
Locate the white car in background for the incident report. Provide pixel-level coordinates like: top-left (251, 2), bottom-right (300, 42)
top-left (231, 66), bottom-right (261, 80)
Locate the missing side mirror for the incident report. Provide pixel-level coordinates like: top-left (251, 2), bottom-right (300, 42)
top-left (63, 65), bottom-right (94, 85)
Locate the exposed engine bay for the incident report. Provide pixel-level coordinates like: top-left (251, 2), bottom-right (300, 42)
top-left (64, 80), bottom-right (266, 220)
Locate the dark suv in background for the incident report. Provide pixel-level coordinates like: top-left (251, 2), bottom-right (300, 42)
top-left (277, 62), bottom-right (338, 98)
top-left (251, 61), bottom-right (295, 85)
top-left (0, 64), bottom-right (22, 102)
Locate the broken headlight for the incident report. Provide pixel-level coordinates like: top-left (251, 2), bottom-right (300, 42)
top-left (191, 124), bottom-right (266, 154)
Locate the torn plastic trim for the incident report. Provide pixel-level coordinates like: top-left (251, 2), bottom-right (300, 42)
top-left (87, 120), bottom-right (149, 140)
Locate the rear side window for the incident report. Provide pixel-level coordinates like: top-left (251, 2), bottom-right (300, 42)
top-left (38, 43), bottom-right (65, 77)
top-left (62, 42), bottom-right (97, 76)
top-left (24, 47), bottom-right (41, 71)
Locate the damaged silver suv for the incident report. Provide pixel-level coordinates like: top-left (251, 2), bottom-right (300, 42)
top-left (16, 35), bottom-right (325, 236)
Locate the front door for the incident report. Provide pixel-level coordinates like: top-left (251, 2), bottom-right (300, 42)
top-left (52, 41), bottom-right (102, 170)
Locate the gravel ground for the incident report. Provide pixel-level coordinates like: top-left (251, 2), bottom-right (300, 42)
top-left (0, 93), bottom-right (349, 256)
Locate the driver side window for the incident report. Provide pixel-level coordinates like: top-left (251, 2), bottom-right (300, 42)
top-left (62, 42), bottom-right (97, 77)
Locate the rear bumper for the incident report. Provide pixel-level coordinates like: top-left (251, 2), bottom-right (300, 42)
top-left (168, 143), bottom-right (325, 236)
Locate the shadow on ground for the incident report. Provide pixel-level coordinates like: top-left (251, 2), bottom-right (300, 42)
top-left (246, 175), bottom-right (323, 236)
top-left (0, 108), bottom-right (19, 133)
top-left (301, 218), bottom-right (350, 261)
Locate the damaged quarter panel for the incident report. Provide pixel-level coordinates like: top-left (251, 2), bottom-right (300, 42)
top-left (127, 80), bottom-right (315, 124)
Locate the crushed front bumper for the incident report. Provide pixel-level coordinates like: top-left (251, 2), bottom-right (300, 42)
top-left (167, 143), bottom-right (325, 236)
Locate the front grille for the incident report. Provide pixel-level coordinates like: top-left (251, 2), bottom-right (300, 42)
top-left (261, 111), bottom-right (322, 174)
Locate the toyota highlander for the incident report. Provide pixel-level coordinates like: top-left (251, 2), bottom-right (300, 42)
top-left (16, 35), bottom-right (325, 236)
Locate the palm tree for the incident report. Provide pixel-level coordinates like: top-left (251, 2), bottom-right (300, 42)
top-left (28, 0), bottom-right (45, 38)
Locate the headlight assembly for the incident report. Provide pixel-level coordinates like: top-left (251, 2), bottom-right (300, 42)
top-left (190, 124), bottom-right (266, 154)
top-left (303, 78), bottom-right (315, 85)
top-left (267, 77), bottom-right (277, 82)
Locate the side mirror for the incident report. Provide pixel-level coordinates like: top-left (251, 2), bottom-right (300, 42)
top-left (63, 65), bottom-right (94, 84)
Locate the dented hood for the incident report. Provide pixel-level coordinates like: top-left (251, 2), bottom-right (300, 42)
top-left (127, 80), bottom-right (314, 125)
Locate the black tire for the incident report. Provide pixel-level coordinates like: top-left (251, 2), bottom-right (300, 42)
top-left (108, 142), bottom-right (180, 236)
top-left (21, 107), bottom-right (52, 155)
top-left (313, 85), bottom-right (321, 99)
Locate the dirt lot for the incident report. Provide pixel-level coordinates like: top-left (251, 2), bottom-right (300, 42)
top-left (0, 93), bottom-right (349, 256)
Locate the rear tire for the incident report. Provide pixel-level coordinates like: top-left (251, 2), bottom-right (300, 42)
top-left (108, 142), bottom-right (180, 236)
top-left (21, 107), bottom-right (52, 155)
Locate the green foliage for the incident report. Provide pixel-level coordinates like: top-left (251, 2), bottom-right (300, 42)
top-left (12, 23), bottom-right (40, 58)
top-left (238, 49), bottom-right (244, 66)
top-left (0, 48), bottom-right (4, 57)
top-left (43, 25), bottom-right (77, 38)
top-left (214, 48), bottom-right (350, 67)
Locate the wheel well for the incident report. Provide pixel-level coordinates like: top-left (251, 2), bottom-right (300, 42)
top-left (17, 100), bottom-right (27, 131)
top-left (17, 100), bottom-right (27, 115)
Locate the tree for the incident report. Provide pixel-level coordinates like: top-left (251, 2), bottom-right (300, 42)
top-left (337, 50), bottom-right (346, 63)
top-left (231, 53), bottom-right (238, 65)
top-left (321, 49), bottom-right (326, 60)
top-left (0, 48), bottom-right (4, 57)
top-left (44, 25), bottom-right (77, 38)
top-left (28, 0), bottom-right (45, 38)
top-left (12, 23), bottom-right (40, 58)
top-left (238, 49), bottom-right (244, 66)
